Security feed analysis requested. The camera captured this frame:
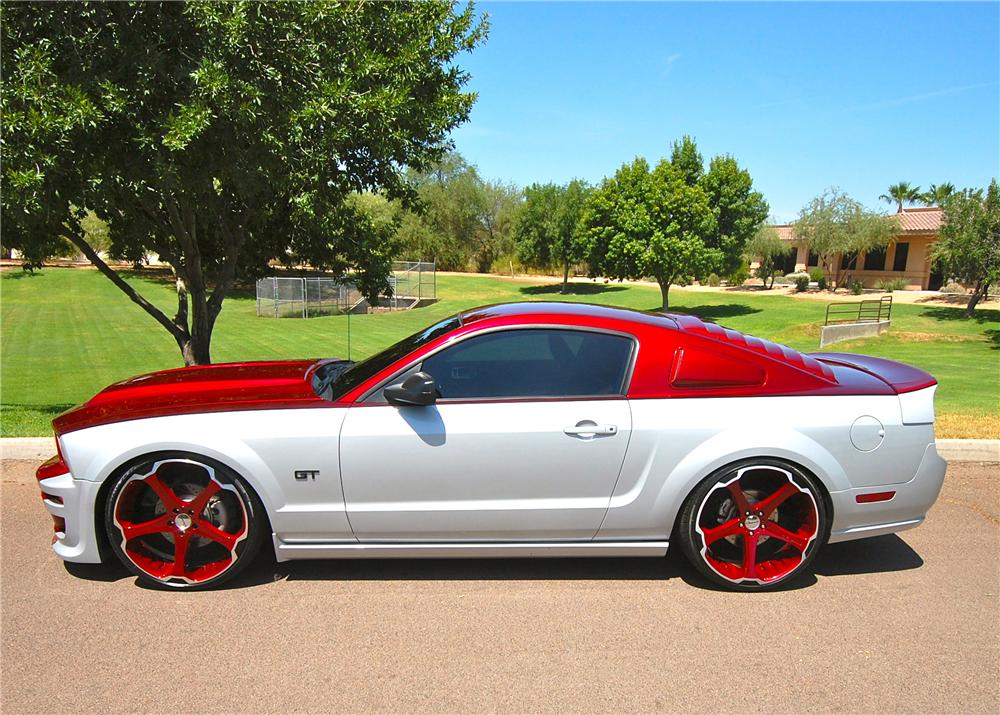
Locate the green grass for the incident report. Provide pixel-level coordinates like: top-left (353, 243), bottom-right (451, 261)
top-left (2, 267), bottom-right (997, 437)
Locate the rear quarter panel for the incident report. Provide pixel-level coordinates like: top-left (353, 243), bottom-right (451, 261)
top-left (599, 394), bottom-right (927, 540)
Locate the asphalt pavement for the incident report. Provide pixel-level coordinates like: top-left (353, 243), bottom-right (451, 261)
top-left (2, 459), bottom-right (997, 714)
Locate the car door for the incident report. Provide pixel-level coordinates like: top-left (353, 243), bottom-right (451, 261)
top-left (339, 327), bottom-right (636, 541)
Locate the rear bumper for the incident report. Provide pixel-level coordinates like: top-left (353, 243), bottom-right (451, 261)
top-left (38, 471), bottom-right (104, 563)
top-left (828, 442), bottom-right (947, 543)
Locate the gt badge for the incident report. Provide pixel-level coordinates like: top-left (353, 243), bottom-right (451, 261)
top-left (294, 470), bottom-right (319, 481)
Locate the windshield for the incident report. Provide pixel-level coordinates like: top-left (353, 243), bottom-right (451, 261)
top-left (328, 315), bottom-right (461, 399)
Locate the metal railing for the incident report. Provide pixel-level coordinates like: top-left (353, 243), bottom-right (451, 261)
top-left (824, 295), bottom-right (892, 326)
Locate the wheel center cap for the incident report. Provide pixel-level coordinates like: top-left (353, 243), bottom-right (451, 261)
top-left (744, 514), bottom-right (761, 531)
top-left (174, 513), bottom-right (193, 532)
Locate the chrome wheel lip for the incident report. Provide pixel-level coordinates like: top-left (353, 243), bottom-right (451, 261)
top-left (112, 458), bottom-right (249, 587)
top-left (694, 464), bottom-right (819, 586)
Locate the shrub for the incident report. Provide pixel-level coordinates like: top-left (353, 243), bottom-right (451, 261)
top-left (940, 281), bottom-right (966, 294)
top-left (772, 271), bottom-right (792, 285)
top-left (809, 268), bottom-right (827, 290)
top-left (726, 264), bottom-right (750, 286)
top-left (877, 278), bottom-right (907, 292)
top-left (849, 280), bottom-right (864, 295)
top-left (705, 273), bottom-right (721, 287)
top-left (794, 274), bottom-right (810, 292)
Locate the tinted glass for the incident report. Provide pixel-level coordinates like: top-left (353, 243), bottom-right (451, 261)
top-left (421, 329), bottom-right (633, 399)
top-left (892, 242), bottom-right (909, 272)
top-left (864, 247), bottom-right (887, 271)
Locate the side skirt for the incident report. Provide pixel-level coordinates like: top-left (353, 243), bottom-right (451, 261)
top-left (273, 537), bottom-right (670, 562)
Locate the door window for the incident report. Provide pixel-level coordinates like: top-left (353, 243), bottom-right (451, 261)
top-left (420, 329), bottom-right (634, 399)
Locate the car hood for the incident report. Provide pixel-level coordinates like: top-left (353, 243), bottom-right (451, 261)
top-left (53, 360), bottom-right (326, 435)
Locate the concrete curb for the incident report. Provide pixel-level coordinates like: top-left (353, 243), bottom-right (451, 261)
top-left (1, 436), bottom-right (997, 464)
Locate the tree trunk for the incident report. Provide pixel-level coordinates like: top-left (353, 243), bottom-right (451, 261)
top-left (658, 279), bottom-right (671, 310)
top-left (965, 282), bottom-right (986, 318)
top-left (560, 262), bottom-right (570, 294)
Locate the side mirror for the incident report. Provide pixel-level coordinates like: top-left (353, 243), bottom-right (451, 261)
top-left (384, 371), bottom-right (438, 407)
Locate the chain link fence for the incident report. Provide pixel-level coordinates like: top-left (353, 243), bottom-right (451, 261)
top-left (255, 261), bottom-right (435, 318)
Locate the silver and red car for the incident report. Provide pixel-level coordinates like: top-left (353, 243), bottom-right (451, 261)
top-left (36, 302), bottom-right (946, 590)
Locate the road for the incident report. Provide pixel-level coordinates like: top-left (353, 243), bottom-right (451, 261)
top-left (2, 459), bottom-right (997, 714)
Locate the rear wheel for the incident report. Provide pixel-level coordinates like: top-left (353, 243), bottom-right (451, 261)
top-left (105, 456), bottom-right (264, 589)
top-left (679, 460), bottom-right (827, 591)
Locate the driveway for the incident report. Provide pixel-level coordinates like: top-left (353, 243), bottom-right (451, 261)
top-left (2, 459), bottom-right (997, 714)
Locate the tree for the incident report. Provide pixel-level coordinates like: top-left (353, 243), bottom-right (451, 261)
top-left (880, 181), bottom-right (922, 212)
top-left (922, 183), bottom-right (956, 207)
top-left (793, 189), bottom-right (899, 290)
top-left (744, 226), bottom-right (792, 289)
top-left (670, 135), bottom-right (703, 187)
top-left (699, 155), bottom-right (770, 276)
top-left (582, 157), bottom-right (718, 309)
top-left (2, 2), bottom-right (486, 365)
top-left (515, 180), bottom-right (590, 291)
top-left (932, 180), bottom-right (1000, 317)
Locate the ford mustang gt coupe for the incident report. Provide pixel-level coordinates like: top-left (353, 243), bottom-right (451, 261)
top-left (36, 302), bottom-right (946, 591)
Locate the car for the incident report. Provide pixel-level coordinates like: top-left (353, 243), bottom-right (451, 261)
top-left (35, 301), bottom-right (946, 591)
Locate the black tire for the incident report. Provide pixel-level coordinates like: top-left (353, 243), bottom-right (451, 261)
top-left (104, 453), bottom-right (265, 590)
top-left (678, 459), bottom-right (828, 591)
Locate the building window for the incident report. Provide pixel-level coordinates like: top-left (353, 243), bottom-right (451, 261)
top-left (840, 253), bottom-right (858, 270)
top-left (863, 247), bottom-right (887, 271)
top-left (892, 242), bottom-right (909, 272)
top-left (780, 250), bottom-right (797, 274)
top-left (807, 251), bottom-right (819, 267)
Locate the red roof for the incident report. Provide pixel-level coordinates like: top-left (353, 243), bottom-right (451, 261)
top-left (771, 206), bottom-right (942, 240)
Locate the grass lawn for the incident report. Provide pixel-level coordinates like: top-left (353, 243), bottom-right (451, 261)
top-left (2, 266), bottom-right (997, 438)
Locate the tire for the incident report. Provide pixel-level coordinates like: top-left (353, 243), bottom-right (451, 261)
top-left (104, 454), bottom-right (265, 589)
top-left (678, 459), bottom-right (828, 591)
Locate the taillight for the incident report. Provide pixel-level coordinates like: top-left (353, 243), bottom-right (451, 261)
top-left (36, 454), bottom-right (70, 482)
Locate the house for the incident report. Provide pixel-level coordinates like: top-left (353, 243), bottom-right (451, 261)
top-left (771, 207), bottom-right (944, 290)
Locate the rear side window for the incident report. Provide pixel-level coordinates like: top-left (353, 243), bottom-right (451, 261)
top-left (421, 329), bottom-right (634, 399)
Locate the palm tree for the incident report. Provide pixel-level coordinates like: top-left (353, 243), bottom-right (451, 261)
top-left (880, 182), bottom-right (922, 213)
top-left (921, 182), bottom-right (956, 207)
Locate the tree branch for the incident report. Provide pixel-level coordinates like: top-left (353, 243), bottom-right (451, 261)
top-left (63, 223), bottom-right (187, 343)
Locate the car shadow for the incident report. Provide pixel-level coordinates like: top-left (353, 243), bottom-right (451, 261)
top-left (65, 534), bottom-right (923, 591)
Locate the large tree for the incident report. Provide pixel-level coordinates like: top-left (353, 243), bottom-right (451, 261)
top-left (582, 138), bottom-right (767, 308)
top-left (880, 181), bottom-right (922, 213)
top-left (2, 1), bottom-right (486, 365)
top-left (515, 180), bottom-right (590, 292)
top-left (932, 180), bottom-right (1000, 317)
top-left (700, 155), bottom-right (770, 277)
top-left (582, 157), bottom-right (718, 309)
top-left (793, 188), bottom-right (899, 289)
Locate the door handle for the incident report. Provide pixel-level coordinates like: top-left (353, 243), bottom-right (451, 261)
top-left (564, 421), bottom-right (618, 437)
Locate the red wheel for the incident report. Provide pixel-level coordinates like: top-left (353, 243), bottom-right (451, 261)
top-left (105, 457), bottom-right (263, 589)
top-left (679, 461), bottom-right (826, 590)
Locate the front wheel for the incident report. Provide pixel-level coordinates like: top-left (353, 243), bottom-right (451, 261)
top-left (678, 460), bottom-right (827, 591)
top-left (105, 455), bottom-right (264, 589)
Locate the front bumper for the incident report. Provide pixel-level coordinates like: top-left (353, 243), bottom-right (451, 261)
top-left (38, 471), bottom-right (104, 563)
top-left (828, 442), bottom-right (947, 543)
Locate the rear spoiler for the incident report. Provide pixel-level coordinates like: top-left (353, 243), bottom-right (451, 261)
top-left (809, 353), bottom-right (937, 394)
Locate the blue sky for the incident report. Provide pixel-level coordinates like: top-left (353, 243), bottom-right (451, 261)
top-left (450, 1), bottom-right (1000, 222)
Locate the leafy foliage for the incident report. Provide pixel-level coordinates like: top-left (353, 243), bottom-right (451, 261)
top-left (932, 180), bottom-right (1000, 317)
top-left (879, 181), bottom-right (922, 212)
top-left (582, 138), bottom-right (767, 308)
top-left (922, 183), bottom-right (956, 207)
top-left (793, 188), bottom-right (898, 290)
top-left (744, 226), bottom-right (792, 289)
top-left (2, 1), bottom-right (486, 364)
top-left (514, 180), bottom-right (591, 291)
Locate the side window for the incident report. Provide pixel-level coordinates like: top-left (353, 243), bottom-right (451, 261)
top-left (420, 329), bottom-right (633, 399)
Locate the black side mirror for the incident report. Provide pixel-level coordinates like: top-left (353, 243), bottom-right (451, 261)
top-left (384, 371), bottom-right (438, 407)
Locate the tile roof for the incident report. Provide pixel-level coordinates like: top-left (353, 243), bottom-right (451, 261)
top-left (770, 207), bottom-right (943, 241)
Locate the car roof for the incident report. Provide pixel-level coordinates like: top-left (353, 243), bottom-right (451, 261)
top-left (458, 301), bottom-right (679, 329)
